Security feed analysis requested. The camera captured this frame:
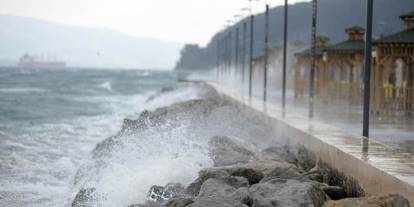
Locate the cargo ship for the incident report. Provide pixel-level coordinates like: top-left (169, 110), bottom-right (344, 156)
top-left (17, 54), bottom-right (66, 69)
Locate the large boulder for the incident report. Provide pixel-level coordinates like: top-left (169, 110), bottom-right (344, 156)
top-left (198, 178), bottom-right (248, 198)
top-left (208, 136), bottom-right (257, 167)
top-left (188, 195), bottom-right (249, 207)
top-left (249, 179), bottom-right (327, 207)
top-left (166, 196), bottom-right (194, 207)
top-left (260, 166), bottom-right (304, 183)
top-left (185, 168), bottom-right (230, 196)
top-left (259, 146), bottom-right (298, 165)
top-left (296, 145), bottom-right (317, 171)
top-left (322, 194), bottom-right (410, 207)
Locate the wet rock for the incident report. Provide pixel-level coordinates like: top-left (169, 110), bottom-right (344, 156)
top-left (188, 195), bottom-right (249, 207)
top-left (259, 146), bottom-right (298, 164)
top-left (260, 166), bottom-right (303, 183)
top-left (230, 187), bottom-right (252, 205)
top-left (320, 185), bottom-right (346, 200)
top-left (297, 145), bottom-right (317, 171)
top-left (322, 194), bottom-right (410, 207)
top-left (227, 166), bottom-right (264, 185)
top-left (185, 168), bottom-right (230, 196)
top-left (198, 178), bottom-right (237, 198)
top-left (249, 179), bottom-right (327, 207)
top-left (147, 183), bottom-right (185, 203)
top-left (129, 202), bottom-right (164, 207)
top-left (166, 196), bottom-right (194, 207)
top-left (208, 136), bottom-right (257, 167)
top-left (304, 167), bottom-right (324, 183)
top-left (72, 188), bottom-right (98, 207)
top-left (223, 176), bottom-right (249, 189)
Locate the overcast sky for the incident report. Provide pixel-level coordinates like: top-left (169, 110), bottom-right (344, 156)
top-left (0, 0), bottom-right (308, 46)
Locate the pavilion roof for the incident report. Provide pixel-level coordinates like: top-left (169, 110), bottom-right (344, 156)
top-left (400, 10), bottom-right (414, 19)
top-left (374, 28), bottom-right (414, 45)
top-left (325, 39), bottom-right (365, 53)
top-left (294, 47), bottom-right (327, 57)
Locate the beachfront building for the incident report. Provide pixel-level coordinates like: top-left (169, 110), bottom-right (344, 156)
top-left (372, 11), bottom-right (414, 115)
top-left (323, 26), bottom-right (365, 104)
top-left (293, 36), bottom-right (330, 100)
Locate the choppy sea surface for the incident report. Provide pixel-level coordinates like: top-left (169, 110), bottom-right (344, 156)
top-left (0, 68), bottom-right (189, 206)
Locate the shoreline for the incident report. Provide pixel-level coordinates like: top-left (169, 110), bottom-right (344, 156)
top-left (71, 83), bottom-right (412, 207)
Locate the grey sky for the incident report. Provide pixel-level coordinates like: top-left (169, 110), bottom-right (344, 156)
top-left (0, 0), bottom-right (308, 45)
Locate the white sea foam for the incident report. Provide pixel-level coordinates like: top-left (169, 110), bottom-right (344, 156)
top-left (97, 82), bottom-right (113, 91)
top-left (0, 87), bottom-right (48, 93)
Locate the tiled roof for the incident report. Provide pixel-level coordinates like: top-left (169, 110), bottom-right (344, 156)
top-left (374, 29), bottom-right (414, 44)
top-left (325, 40), bottom-right (365, 53)
top-left (400, 11), bottom-right (414, 19)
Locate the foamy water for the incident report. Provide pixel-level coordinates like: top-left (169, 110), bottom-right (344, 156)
top-left (0, 68), bottom-right (192, 207)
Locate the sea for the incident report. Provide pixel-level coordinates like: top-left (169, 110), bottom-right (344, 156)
top-left (0, 67), bottom-right (204, 206)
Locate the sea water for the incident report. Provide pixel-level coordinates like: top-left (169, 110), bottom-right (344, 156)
top-left (0, 67), bottom-right (206, 206)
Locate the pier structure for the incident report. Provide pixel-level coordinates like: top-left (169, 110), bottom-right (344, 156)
top-left (213, 1), bottom-right (414, 205)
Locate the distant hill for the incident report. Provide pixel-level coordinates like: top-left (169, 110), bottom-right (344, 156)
top-left (0, 15), bottom-right (183, 69)
top-left (175, 0), bottom-right (414, 71)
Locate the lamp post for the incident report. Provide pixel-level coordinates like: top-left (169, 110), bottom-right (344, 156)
top-left (282, 0), bottom-right (288, 113)
top-left (309, 0), bottom-right (318, 118)
top-left (263, 4), bottom-right (270, 102)
top-left (363, 0), bottom-right (373, 147)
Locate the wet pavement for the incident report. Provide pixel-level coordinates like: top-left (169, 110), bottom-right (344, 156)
top-left (211, 82), bottom-right (414, 204)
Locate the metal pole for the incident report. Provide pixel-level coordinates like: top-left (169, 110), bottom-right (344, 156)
top-left (242, 21), bottom-right (247, 91)
top-left (263, 4), bottom-right (269, 102)
top-left (229, 31), bottom-right (233, 79)
top-left (249, 15), bottom-right (255, 98)
top-left (282, 0), bottom-right (288, 111)
top-left (225, 34), bottom-right (228, 81)
top-left (235, 27), bottom-right (240, 82)
top-left (216, 35), bottom-right (220, 82)
top-left (309, 0), bottom-right (318, 118)
top-left (363, 0), bottom-right (373, 139)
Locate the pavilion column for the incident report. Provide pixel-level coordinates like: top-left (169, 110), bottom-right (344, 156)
top-left (294, 61), bottom-right (299, 99)
top-left (410, 55), bottom-right (414, 111)
top-left (373, 57), bottom-right (384, 114)
top-left (322, 60), bottom-right (329, 103)
top-left (347, 61), bottom-right (355, 103)
top-left (339, 60), bottom-right (345, 98)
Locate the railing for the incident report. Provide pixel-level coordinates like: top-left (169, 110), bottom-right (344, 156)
top-left (293, 78), bottom-right (413, 114)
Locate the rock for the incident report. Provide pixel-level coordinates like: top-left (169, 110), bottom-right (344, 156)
top-left (242, 160), bottom-right (299, 177)
top-left (322, 194), bottom-right (410, 207)
top-left (166, 196), bottom-right (194, 207)
top-left (320, 185), bottom-right (346, 200)
top-left (146, 183), bottom-right (185, 203)
top-left (260, 166), bottom-right (304, 183)
top-left (72, 188), bottom-right (98, 207)
top-left (304, 167), bottom-right (324, 183)
top-left (208, 136), bottom-right (257, 167)
top-left (297, 145), bottom-right (317, 171)
top-left (230, 187), bottom-right (252, 205)
top-left (198, 178), bottom-right (237, 198)
top-left (227, 166), bottom-right (264, 185)
top-left (185, 168), bottom-right (230, 195)
top-left (249, 179), bottom-right (327, 207)
top-left (223, 176), bottom-right (249, 189)
top-left (188, 195), bottom-right (248, 207)
top-left (128, 202), bottom-right (164, 207)
top-left (259, 146), bottom-right (298, 164)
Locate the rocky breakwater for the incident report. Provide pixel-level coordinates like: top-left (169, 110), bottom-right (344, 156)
top-left (138, 135), bottom-right (411, 207)
top-left (71, 83), bottom-right (411, 207)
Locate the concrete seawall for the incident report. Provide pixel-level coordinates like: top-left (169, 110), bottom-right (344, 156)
top-left (209, 83), bottom-right (414, 205)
